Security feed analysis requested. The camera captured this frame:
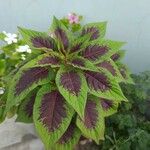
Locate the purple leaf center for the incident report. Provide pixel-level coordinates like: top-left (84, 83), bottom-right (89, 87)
top-left (71, 58), bottom-right (85, 67)
top-left (55, 27), bottom-right (69, 50)
top-left (85, 71), bottom-right (111, 91)
top-left (32, 36), bottom-right (55, 49)
top-left (60, 71), bottom-right (81, 96)
top-left (82, 45), bottom-right (108, 61)
top-left (39, 90), bottom-right (66, 132)
top-left (84, 100), bottom-right (98, 128)
top-left (15, 67), bottom-right (49, 96)
top-left (101, 99), bottom-right (113, 110)
top-left (38, 56), bottom-right (60, 65)
top-left (97, 61), bottom-right (116, 76)
top-left (58, 122), bottom-right (76, 144)
top-left (82, 27), bottom-right (99, 40)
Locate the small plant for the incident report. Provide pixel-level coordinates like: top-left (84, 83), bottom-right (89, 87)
top-left (0, 14), bottom-right (133, 150)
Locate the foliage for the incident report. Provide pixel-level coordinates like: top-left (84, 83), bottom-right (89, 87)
top-left (0, 13), bottom-right (133, 150)
top-left (97, 71), bottom-right (150, 150)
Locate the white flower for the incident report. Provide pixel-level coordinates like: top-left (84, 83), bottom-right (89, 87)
top-left (16, 45), bottom-right (32, 53)
top-left (49, 32), bottom-right (54, 38)
top-left (3, 31), bottom-right (18, 45)
top-left (21, 54), bottom-right (26, 60)
top-left (0, 87), bottom-right (5, 95)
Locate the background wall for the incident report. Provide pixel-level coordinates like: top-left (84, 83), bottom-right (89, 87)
top-left (0, 0), bottom-right (150, 73)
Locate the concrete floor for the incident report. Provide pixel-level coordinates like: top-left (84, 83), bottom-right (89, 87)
top-left (0, 116), bottom-right (44, 150)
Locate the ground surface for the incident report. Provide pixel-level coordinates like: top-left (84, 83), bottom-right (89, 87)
top-left (0, 116), bottom-right (44, 150)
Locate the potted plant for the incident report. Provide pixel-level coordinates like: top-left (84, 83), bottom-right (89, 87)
top-left (0, 13), bottom-right (133, 150)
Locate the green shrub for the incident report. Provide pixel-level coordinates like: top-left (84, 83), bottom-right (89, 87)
top-left (99, 71), bottom-right (150, 150)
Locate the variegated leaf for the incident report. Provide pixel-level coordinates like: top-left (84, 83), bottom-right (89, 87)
top-left (100, 98), bottom-right (119, 117)
top-left (81, 22), bottom-right (107, 40)
top-left (111, 50), bottom-right (125, 62)
top-left (84, 69), bottom-right (128, 102)
top-left (22, 53), bottom-right (61, 69)
top-left (56, 66), bottom-right (88, 118)
top-left (16, 88), bottom-right (39, 123)
top-left (68, 56), bottom-right (99, 72)
top-left (6, 67), bottom-right (55, 112)
top-left (50, 17), bottom-right (73, 53)
top-left (18, 27), bottom-right (56, 50)
top-left (33, 85), bottom-right (74, 150)
top-left (81, 39), bottom-right (125, 63)
top-left (69, 35), bottom-right (90, 54)
top-left (96, 59), bottom-right (124, 82)
top-left (76, 96), bottom-right (105, 144)
top-left (53, 121), bottom-right (81, 150)
top-left (117, 62), bottom-right (134, 84)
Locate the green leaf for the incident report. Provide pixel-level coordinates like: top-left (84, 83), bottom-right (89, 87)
top-left (81, 22), bottom-right (107, 40)
top-left (0, 32), bottom-right (6, 41)
top-left (53, 122), bottom-right (81, 150)
top-left (71, 24), bottom-right (82, 33)
top-left (0, 107), bottom-right (5, 123)
top-left (56, 66), bottom-right (88, 119)
top-left (84, 69), bottom-right (128, 102)
top-left (76, 96), bottom-right (105, 144)
top-left (33, 85), bottom-right (74, 150)
top-left (0, 59), bottom-right (6, 76)
top-left (1, 43), bottom-right (18, 56)
top-left (16, 88), bottom-right (39, 123)
top-left (5, 66), bottom-right (55, 113)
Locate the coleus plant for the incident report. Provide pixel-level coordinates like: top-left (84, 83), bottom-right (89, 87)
top-left (0, 14), bottom-right (133, 150)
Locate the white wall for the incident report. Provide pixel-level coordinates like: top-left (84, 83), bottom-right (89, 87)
top-left (0, 0), bottom-right (150, 73)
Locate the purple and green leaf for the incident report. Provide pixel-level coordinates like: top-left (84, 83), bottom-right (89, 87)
top-left (56, 66), bottom-right (88, 119)
top-left (111, 50), bottom-right (125, 62)
top-left (18, 27), bottom-right (56, 51)
top-left (69, 35), bottom-right (90, 54)
top-left (117, 62), bottom-right (134, 84)
top-left (84, 69), bottom-right (128, 101)
top-left (22, 53), bottom-right (61, 69)
top-left (68, 56), bottom-right (99, 72)
top-left (100, 98), bottom-right (118, 117)
top-left (5, 66), bottom-right (55, 113)
top-left (76, 96), bottom-right (105, 143)
top-left (50, 17), bottom-right (73, 53)
top-left (33, 85), bottom-right (74, 150)
top-left (96, 59), bottom-right (124, 82)
top-left (81, 40), bottom-right (125, 63)
top-left (81, 22), bottom-right (107, 40)
top-left (53, 121), bottom-right (81, 150)
top-left (16, 88), bottom-right (39, 123)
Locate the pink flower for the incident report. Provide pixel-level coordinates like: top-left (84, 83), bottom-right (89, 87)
top-left (67, 13), bottom-right (79, 24)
